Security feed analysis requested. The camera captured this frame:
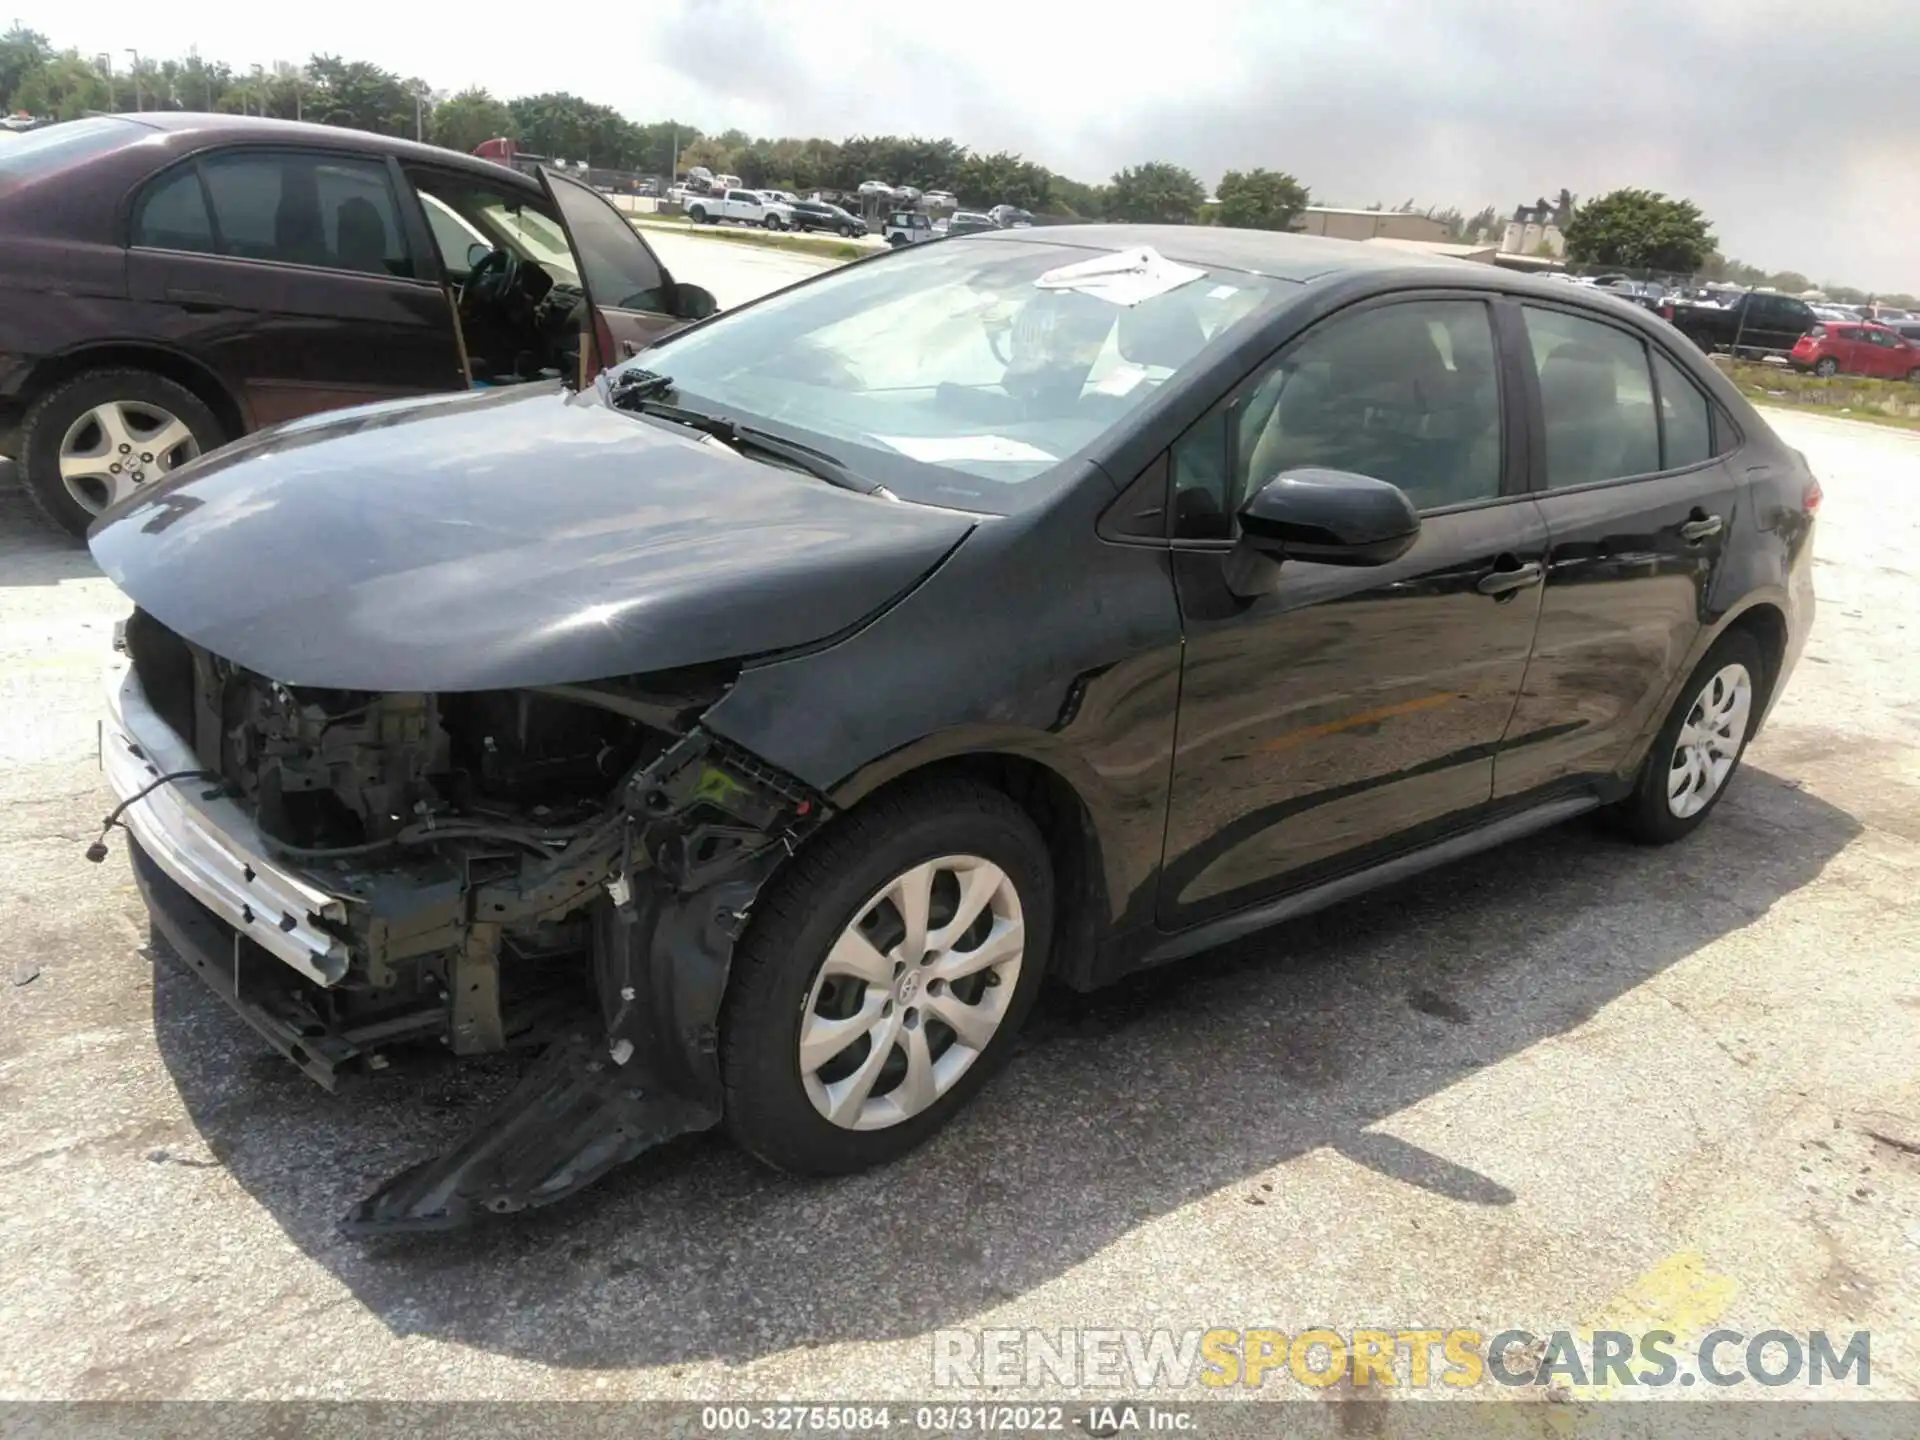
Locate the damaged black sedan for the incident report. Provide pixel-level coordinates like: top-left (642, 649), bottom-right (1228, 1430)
top-left (90, 225), bottom-right (1816, 1233)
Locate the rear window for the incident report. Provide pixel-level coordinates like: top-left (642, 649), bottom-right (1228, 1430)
top-left (0, 116), bottom-right (143, 187)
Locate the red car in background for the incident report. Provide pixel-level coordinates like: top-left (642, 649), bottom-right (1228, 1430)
top-left (1790, 322), bottom-right (1920, 381)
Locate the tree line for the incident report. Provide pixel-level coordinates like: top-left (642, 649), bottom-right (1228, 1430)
top-left (3, 28), bottom-right (1908, 301)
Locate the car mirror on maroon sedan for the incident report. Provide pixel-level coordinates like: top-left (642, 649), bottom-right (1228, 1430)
top-left (1236, 467), bottom-right (1423, 567)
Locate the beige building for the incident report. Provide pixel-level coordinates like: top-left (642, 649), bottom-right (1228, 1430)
top-left (1294, 207), bottom-right (1449, 243)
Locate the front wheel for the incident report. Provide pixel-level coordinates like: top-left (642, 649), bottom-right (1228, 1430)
top-left (839, 223), bottom-right (855, 238)
top-left (1907, 367), bottom-right (1920, 384)
top-left (1814, 357), bottom-right (1839, 377)
top-left (1607, 629), bottom-right (1764, 844)
top-left (720, 780), bottom-right (1054, 1176)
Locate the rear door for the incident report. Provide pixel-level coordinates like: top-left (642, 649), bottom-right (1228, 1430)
top-left (1495, 302), bottom-right (1744, 799)
top-left (124, 146), bottom-right (465, 428)
top-left (537, 168), bottom-right (689, 378)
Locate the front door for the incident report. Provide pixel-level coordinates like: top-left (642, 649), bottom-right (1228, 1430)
top-left (1494, 304), bottom-right (1744, 799)
top-left (1862, 327), bottom-right (1911, 379)
top-left (1158, 295), bottom-right (1545, 929)
top-left (125, 147), bottom-right (466, 428)
top-left (538, 169), bottom-right (691, 375)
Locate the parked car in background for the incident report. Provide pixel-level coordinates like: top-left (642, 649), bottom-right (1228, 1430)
top-left (1600, 279), bottom-right (1665, 311)
top-left (89, 224), bottom-right (1817, 1229)
top-left (0, 113), bottom-right (717, 538)
top-left (1789, 322), bottom-right (1920, 380)
top-left (788, 199), bottom-right (867, 237)
top-left (685, 187), bottom-right (795, 229)
top-left (1889, 321), bottom-right (1920, 345)
top-left (1663, 290), bottom-right (1816, 356)
top-left (944, 210), bottom-right (1000, 237)
top-left (989, 204), bottom-right (1035, 228)
top-left (924, 190), bottom-right (958, 209)
top-left (884, 210), bottom-right (935, 246)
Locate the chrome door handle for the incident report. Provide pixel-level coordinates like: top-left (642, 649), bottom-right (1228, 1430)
top-left (1680, 514), bottom-right (1724, 542)
top-left (1476, 561), bottom-right (1543, 596)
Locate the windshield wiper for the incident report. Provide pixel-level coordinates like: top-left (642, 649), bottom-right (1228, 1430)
top-left (605, 367), bottom-right (676, 403)
top-left (615, 392), bottom-right (880, 495)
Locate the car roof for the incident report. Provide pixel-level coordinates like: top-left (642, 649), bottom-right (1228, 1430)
top-left (108, 112), bottom-right (544, 188)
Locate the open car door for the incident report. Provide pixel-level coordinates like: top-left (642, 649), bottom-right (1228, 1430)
top-left (536, 168), bottom-right (718, 383)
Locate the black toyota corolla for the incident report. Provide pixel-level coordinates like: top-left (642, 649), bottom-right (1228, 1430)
top-left (88, 225), bottom-right (1817, 1232)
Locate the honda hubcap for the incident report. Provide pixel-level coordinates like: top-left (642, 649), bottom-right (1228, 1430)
top-left (58, 401), bottom-right (200, 513)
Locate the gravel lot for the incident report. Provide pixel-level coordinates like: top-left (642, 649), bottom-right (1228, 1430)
top-left (1, 236), bottom-right (1916, 1408)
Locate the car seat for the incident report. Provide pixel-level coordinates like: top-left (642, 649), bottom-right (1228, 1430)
top-left (334, 197), bottom-right (391, 276)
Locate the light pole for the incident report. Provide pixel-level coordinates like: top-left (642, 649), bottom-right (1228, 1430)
top-left (125, 49), bottom-right (141, 111)
top-left (95, 52), bottom-right (114, 111)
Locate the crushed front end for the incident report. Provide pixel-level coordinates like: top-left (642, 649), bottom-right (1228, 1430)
top-left (103, 608), bottom-right (824, 1233)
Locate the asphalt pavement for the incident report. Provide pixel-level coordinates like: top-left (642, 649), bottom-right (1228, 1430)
top-left (0, 235), bottom-right (1916, 1408)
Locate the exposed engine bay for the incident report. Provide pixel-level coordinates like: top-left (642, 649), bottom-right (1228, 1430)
top-left (117, 608), bottom-right (827, 1231)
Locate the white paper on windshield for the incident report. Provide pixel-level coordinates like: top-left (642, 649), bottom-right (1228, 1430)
top-left (1033, 246), bottom-right (1207, 307)
top-left (877, 435), bottom-right (1057, 465)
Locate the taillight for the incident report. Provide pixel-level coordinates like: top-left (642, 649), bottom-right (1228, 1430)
top-left (1804, 478), bottom-right (1823, 515)
top-left (1660, 304), bottom-right (1674, 320)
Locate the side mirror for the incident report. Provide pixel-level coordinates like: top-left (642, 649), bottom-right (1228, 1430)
top-left (1236, 468), bottom-right (1420, 567)
top-left (674, 283), bottom-right (719, 321)
top-left (465, 241), bottom-right (492, 270)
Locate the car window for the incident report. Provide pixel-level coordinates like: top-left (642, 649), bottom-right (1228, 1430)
top-left (1651, 349), bottom-right (1713, 470)
top-left (1867, 329), bottom-right (1898, 348)
top-left (1170, 299), bottom-right (1503, 538)
top-left (195, 151), bottom-right (412, 278)
top-left (418, 191), bottom-right (489, 274)
top-left (636, 238), bottom-right (1290, 509)
top-left (131, 167), bottom-right (215, 252)
top-left (541, 171), bottom-right (668, 312)
top-left (1522, 306), bottom-right (1660, 489)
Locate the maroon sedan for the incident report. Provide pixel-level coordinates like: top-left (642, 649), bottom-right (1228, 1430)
top-left (0, 113), bottom-right (717, 536)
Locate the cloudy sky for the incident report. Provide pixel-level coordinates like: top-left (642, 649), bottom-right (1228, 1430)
top-left (26, 0), bottom-right (1919, 290)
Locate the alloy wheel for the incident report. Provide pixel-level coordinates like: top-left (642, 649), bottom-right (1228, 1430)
top-left (1667, 663), bottom-right (1753, 818)
top-left (59, 400), bottom-right (200, 513)
top-left (798, 854), bottom-right (1025, 1131)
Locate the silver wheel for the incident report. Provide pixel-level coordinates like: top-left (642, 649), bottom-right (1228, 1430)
top-left (798, 855), bottom-right (1025, 1132)
top-left (58, 400), bottom-right (200, 513)
top-left (1667, 663), bottom-right (1752, 818)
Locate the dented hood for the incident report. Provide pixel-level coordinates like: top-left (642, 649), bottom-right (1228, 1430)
top-left (88, 383), bottom-right (975, 691)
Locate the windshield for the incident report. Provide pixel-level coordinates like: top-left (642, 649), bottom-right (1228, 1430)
top-left (475, 199), bottom-right (579, 284)
top-left (0, 115), bottom-right (141, 188)
top-left (627, 238), bottom-right (1289, 512)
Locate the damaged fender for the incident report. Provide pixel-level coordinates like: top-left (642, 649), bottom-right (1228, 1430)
top-left (342, 728), bottom-right (827, 1235)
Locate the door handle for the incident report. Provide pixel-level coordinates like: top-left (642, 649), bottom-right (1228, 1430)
top-left (1476, 561), bottom-right (1543, 597)
top-left (165, 288), bottom-right (226, 311)
top-left (1679, 513), bottom-right (1724, 542)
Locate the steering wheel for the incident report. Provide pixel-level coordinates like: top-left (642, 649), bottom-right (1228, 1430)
top-left (460, 246), bottom-right (523, 311)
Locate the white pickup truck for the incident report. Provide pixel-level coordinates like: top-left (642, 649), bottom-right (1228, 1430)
top-left (684, 188), bottom-right (796, 230)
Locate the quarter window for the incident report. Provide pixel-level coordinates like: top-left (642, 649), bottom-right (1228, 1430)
top-left (1170, 299), bottom-right (1504, 538)
top-left (1651, 350), bottom-right (1713, 469)
top-left (131, 167), bottom-right (215, 252)
top-left (1521, 307), bottom-right (1659, 488)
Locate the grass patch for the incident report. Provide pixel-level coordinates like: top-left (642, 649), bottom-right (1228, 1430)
top-left (628, 215), bottom-right (866, 263)
top-left (1718, 357), bottom-right (1920, 427)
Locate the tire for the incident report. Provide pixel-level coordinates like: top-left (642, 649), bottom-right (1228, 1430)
top-left (839, 223), bottom-right (854, 238)
top-left (1606, 629), bottom-right (1765, 845)
top-left (687, 205), bottom-right (708, 223)
top-left (19, 368), bottom-right (224, 540)
top-left (1813, 357), bottom-right (1839, 377)
top-left (720, 779), bottom-right (1054, 1176)
top-left (1907, 367), bottom-right (1920, 384)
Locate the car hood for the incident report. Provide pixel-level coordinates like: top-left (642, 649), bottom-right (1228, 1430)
top-left (88, 383), bottom-right (975, 692)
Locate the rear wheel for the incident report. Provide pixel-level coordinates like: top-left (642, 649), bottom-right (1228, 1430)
top-left (839, 223), bottom-right (855, 238)
top-left (1813, 357), bottom-right (1839, 377)
top-left (1907, 367), bottom-right (1920, 384)
top-left (720, 780), bottom-right (1053, 1175)
top-left (1607, 629), bottom-right (1764, 844)
top-left (19, 368), bottom-right (223, 539)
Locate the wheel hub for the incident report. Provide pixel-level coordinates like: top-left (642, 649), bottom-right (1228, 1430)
top-left (798, 854), bottom-right (1026, 1132)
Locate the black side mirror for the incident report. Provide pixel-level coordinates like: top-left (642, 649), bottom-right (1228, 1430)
top-left (674, 283), bottom-right (719, 321)
top-left (465, 241), bottom-right (492, 270)
top-left (1236, 468), bottom-right (1421, 567)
